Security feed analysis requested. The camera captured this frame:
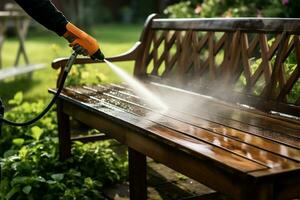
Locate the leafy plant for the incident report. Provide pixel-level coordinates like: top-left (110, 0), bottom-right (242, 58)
top-left (65, 65), bottom-right (106, 86)
top-left (0, 92), bottom-right (58, 156)
top-left (164, 0), bottom-right (300, 18)
top-left (164, 1), bottom-right (197, 18)
top-left (0, 93), bottom-right (128, 199)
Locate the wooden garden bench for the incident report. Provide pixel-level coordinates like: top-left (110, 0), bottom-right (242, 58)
top-left (50, 14), bottom-right (300, 200)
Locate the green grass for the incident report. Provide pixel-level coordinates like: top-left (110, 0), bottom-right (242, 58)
top-left (0, 24), bottom-right (142, 104)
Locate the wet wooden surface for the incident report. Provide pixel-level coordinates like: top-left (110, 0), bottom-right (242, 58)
top-left (50, 82), bottom-right (300, 178)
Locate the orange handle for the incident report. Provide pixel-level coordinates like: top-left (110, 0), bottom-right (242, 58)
top-left (63, 23), bottom-right (100, 56)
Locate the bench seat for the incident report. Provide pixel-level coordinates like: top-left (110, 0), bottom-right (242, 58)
top-left (50, 81), bottom-right (300, 199)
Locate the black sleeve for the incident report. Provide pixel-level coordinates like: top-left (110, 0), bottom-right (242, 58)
top-left (14, 0), bottom-right (68, 36)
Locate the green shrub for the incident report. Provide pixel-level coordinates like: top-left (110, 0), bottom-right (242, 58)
top-left (164, 0), bottom-right (300, 18)
top-left (0, 92), bottom-right (58, 156)
top-left (0, 93), bottom-right (128, 200)
top-left (164, 1), bottom-right (197, 18)
top-left (1, 140), bottom-right (127, 200)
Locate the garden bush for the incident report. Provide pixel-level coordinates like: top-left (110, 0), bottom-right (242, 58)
top-left (0, 93), bottom-right (127, 200)
top-left (164, 0), bottom-right (300, 18)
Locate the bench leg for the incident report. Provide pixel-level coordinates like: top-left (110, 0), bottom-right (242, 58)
top-left (239, 183), bottom-right (274, 200)
top-left (128, 148), bottom-right (147, 200)
top-left (57, 101), bottom-right (71, 161)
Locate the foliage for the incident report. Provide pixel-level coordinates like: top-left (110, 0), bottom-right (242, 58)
top-left (164, 0), bottom-right (300, 18)
top-left (0, 92), bottom-right (57, 156)
top-left (0, 93), bottom-right (128, 199)
top-left (84, 0), bottom-right (113, 25)
top-left (164, 1), bottom-right (197, 18)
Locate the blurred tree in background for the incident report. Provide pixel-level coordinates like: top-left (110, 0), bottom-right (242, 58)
top-left (53, 0), bottom-right (179, 26)
top-left (164, 0), bottom-right (300, 18)
top-left (2, 0), bottom-right (298, 26)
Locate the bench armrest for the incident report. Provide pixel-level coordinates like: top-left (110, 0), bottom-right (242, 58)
top-left (51, 41), bottom-right (142, 70)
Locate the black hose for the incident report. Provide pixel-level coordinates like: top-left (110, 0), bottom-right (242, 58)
top-left (0, 52), bottom-right (77, 127)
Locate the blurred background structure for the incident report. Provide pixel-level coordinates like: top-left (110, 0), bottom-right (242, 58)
top-left (1, 0), bottom-right (180, 27)
top-left (1, 0), bottom-right (299, 28)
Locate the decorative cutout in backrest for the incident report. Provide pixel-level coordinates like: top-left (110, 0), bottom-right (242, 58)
top-left (137, 18), bottom-right (300, 116)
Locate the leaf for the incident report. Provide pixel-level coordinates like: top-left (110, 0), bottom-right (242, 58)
top-left (11, 176), bottom-right (30, 186)
top-left (46, 180), bottom-right (57, 185)
top-left (19, 146), bottom-right (28, 159)
top-left (8, 92), bottom-right (23, 106)
top-left (5, 186), bottom-right (19, 200)
top-left (22, 185), bottom-right (32, 194)
top-left (84, 177), bottom-right (93, 189)
top-left (175, 173), bottom-right (188, 181)
top-left (30, 126), bottom-right (43, 141)
top-left (34, 176), bottom-right (46, 183)
top-left (96, 73), bottom-right (107, 82)
top-left (51, 173), bottom-right (64, 181)
top-left (12, 138), bottom-right (25, 146)
top-left (3, 150), bottom-right (18, 158)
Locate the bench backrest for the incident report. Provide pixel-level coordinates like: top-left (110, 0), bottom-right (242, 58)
top-left (134, 15), bottom-right (300, 117)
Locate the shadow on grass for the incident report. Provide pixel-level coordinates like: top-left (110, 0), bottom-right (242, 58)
top-left (0, 74), bottom-right (40, 105)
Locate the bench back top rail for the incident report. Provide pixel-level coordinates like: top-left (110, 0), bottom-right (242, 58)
top-left (134, 15), bottom-right (300, 117)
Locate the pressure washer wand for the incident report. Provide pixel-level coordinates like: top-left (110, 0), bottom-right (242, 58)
top-left (0, 52), bottom-right (78, 131)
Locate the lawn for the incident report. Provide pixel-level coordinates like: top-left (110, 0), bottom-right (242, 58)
top-left (0, 24), bottom-right (141, 104)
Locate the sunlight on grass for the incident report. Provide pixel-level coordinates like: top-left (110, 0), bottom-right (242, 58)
top-left (0, 24), bottom-right (142, 103)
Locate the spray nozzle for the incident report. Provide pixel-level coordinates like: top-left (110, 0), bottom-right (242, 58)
top-left (91, 49), bottom-right (105, 61)
top-left (63, 22), bottom-right (105, 61)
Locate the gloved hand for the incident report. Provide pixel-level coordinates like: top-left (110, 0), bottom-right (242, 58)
top-left (63, 22), bottom-right (105, 60)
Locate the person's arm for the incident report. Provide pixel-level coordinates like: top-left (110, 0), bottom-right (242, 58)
top-left (15, 0), bottom-right (68, 36)
top-left (14, 0), bottom-right (104, 60)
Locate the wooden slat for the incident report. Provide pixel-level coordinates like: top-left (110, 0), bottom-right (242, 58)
top-left (263, 33), bottom-right (289, 100)
top-left (154, 31), bottom-right (177, 76)
top-left (208, 32), bottom-right (216, 80)
top-left (278, 36), bottom-right (300, 102)
top-left (241, 33), bottom-right (252, 91)
top-left (247, 34), bottom-right (259, 57)
top-left (0, 64), bottom-right (45, 80)
top-left (151, 31), bottom-right (163, 75)
top-left (152, 18), bottom-right (300, 33)
top-left (267, 34), bottom-right (281, 59)
top-left (259, 34), bottom-right (272, 86)
top-left (71, 133), bottom-right (110, 143)
top-left (230, 31), bottom-right (243, 85)
top-left (0, 11), bottom-right (27, 18)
